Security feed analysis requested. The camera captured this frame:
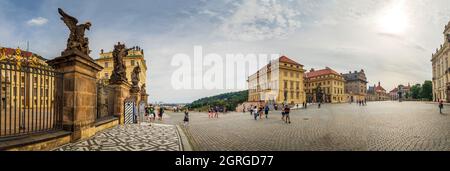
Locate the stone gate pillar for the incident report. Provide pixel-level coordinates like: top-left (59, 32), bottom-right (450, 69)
top-left (47, 51), bottom-right (103, 141)
top-left (108, 82), bottom-right (131, 124)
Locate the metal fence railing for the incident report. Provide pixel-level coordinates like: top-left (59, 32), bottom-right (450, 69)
top-left (0, 60), bottom-right (63, 141)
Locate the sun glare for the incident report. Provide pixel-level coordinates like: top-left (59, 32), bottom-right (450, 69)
top-left (377, 0), bottom-right (409, 34)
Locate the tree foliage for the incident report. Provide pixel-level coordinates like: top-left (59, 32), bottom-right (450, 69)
top-left (410, 84), bottom-right (422, 99)
top-left (186, 90), bottom-right (248, 111)
top-left (420, 80), bottom-right (433, 101)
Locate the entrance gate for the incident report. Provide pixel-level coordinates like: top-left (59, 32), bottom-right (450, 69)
top-left (138, 102), bottom-right (146, 123)
top-left (124, 100), bottom-right (136, 124)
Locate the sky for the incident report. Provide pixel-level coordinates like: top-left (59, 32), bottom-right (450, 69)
top-left (0, 0), bottom-right (449, 103)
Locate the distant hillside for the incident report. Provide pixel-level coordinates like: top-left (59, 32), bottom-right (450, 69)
top-left (186, 90), bottom-right (248, 111)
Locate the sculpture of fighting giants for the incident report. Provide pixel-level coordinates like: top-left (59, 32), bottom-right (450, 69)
top-left (140, 83), bottom-right (147, 96)
top-left (58, 8), bottom-right (92, 57)
top-left (130, 65), bottom-right (141, 93)
top-left (110, 42), bottom-right (132, 84)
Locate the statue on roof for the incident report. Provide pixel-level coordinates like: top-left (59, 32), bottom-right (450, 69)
top-left (58, 8), bottom-right (92, 57)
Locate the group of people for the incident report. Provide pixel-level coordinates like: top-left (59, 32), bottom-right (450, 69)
top-left (248, 105), bottom-right (270, 120)
top-left (356, 99), bottom-right (367, 106)
top-left (208, 106), bottom-right (220, 119)
top-left (245, 104), bottom-right (291, 124)
top-left (144, 105), bottom-right (165, 122)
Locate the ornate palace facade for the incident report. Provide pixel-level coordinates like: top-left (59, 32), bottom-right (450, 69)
top-left (431, 21), bottom-right (450, 102)
top-left (247, 56), bottom-right (306, 105)
top-left (342, 70), bottom-right (368, 102)
top-left (367, 82), bottom-right (389, 101)
top-left (304, 67), bottom-right (346, 103)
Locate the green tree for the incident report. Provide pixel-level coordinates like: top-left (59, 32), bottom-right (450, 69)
top-left (420, 80), bottom-right (433, 101)
top-left (186, 90), bottom-right (249, 111)
top-left (410, 84), bottom-right (422, 99)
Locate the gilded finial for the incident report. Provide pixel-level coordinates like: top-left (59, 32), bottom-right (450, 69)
top-left (15, 47), bottom-right (22, 67)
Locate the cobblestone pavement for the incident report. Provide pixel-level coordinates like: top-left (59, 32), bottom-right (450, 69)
top-left (169, 101), bottom-right (450, 151)
top-left (55, 123), bottom-right (182, 151)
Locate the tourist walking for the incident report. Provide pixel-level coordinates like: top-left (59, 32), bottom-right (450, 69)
top-left (259, 106), bottom-right (263, 119)
top-left (214, 106), bottom-right (219, 118)
top-left (318, 102), bottom-right (321, 109)
top-left (264, 105), bottom-right (269, 119)
top-left (284, 105), bottom-right (291, 124)
top-left (439, 100), bottom-right (444, 114)
top-left (208, 109), bottom-right (213, 119)
top-left (253, 106), bottom-right (259, 120)
top-left (183, 109), bottom-right (189, 127)
top-left (147, 105), bottom-right (155, 122)
top-left (159, 106), bottom-right (164, 121)
top-left (250, 105), bottom-right (254, 116)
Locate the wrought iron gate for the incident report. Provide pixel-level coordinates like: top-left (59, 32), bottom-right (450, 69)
top-left (0, 48), bottom-right (63, 140)
top-left (124, 100), bottom-right (136, 124)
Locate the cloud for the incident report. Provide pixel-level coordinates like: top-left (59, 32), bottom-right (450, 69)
top-left (27, 17), bottom-right (49, 26)
top-left (377, 32), bottom-right (427, 51)
top-left (218, 0), bottom-right (301, 41)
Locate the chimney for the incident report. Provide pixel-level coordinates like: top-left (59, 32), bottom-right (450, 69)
top-left (360, 69), bottom-right (364, 73)
top-left (101, 49), bottom-right (104, 54)
top-left (310, 68), bottom-right (315, 72)
top-left (325, 67), bottom-right (330, 70)
top-left (378, 82), bottom-right (381, 87)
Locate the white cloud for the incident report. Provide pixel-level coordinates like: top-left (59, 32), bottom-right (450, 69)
top-left (218, 0), bottom-right (301, 41)
top-left (27, 17), bottom-right (48, 26)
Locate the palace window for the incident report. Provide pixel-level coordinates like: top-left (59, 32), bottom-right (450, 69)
top-left (131, 60), bottom-right (135, 66)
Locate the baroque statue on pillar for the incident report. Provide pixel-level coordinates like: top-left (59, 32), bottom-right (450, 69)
top-left (110, 42), bottom-right (131, 84)
top-left (130, 65), bottom-right (141, 93)
top-left (58, 8), bottom-right (92, 57)
top-left (140, 83), bottom-right (147, 96)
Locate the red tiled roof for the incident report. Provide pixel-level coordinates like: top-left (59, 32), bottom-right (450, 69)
top-left (305, 68), bottom-right (340, 79)
top-left (390, 88), bottom-right (398, 93)
top-left (1, 47), bottom-right (33, 58)
top-left (375, 85), bottom-right (386, 91)
top-left (279, 56), bottom-right (302, 66)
